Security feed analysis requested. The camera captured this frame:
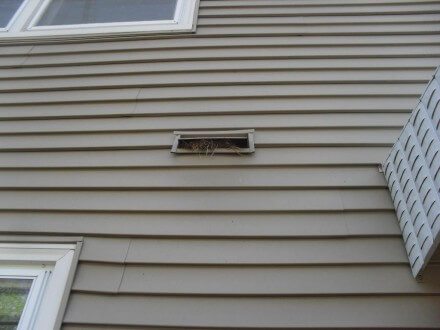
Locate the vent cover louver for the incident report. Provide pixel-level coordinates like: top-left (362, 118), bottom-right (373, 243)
top-left (383, 68), bottom-right (440, 279)
top-left (171, 130), bottom-right (255, 154)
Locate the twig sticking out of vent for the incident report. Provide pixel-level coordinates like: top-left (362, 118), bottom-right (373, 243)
top-left (171, 130), bottom-right (255, 155)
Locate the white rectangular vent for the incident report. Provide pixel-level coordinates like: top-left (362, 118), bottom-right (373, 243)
top-left (383, 69), bottom-right (440, 279)
top-left (171, 129), bottom-right (255, 155)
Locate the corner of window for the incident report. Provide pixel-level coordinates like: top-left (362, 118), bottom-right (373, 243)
top-left (0, 239), bottom-right (82, 329)
top-left (0, 0), bottom-right (199, 43)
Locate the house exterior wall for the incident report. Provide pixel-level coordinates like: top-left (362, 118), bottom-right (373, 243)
top-left (0, 0), bottom-right (440, 328)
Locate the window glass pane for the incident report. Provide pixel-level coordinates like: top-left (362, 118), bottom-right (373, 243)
top-left (0, 0), bottom-right (25, 28)
top-left (0, 278), bottom-right (33, 330)
top-left (36, 0), bottom-right (178, 26)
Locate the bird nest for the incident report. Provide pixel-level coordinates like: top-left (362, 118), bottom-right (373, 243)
top-left (179, 138), bottom-right (243, 155)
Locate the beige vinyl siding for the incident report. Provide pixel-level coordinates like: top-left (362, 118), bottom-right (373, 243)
top-left (0, 147), bottom-right (392, 167)
top-left (0, 166), bottom-right (388, 188)
top-left (0, 113), bottom-right (411, 133)
top-left (0, 96), bottom-right (420, 119)
top-left (0, 69), bottom-right (434, 92)
top-left (0, 0), bottom-right (439, 328)
top-left (73, 263), bottom-right (440, 295)
top-left (78, 237), bottom-right (407, 264)
top-left (0, 211), bottom-right (400, 237)
top-left (3, 46), bottom-right (439, 67)
top-left (0, 128), bottom-right (402, 151)
top-left (63, 295), bottom-right (440, 328)
top-left (0, 189), bottom-right (394, 212)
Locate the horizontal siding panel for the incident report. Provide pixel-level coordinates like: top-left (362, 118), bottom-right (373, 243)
top-left (200, 0), bottom-right (440, 7)
top-left (0, 69), bottom-right (432, 93)
top-left (0, 103), bottom-right (136, 120)
top-left (0, 89), bottom-right (139, 105)
top-left (72, 263), bottom-right (440, 295)
top-left (63, 326), bottom-right (137, 330)
top-left (195, 23), bottom-right (440, 35)
top-left (24, 35), bottom-right (440, 55)
top-left (124, 237), bottom-right (401, 265)
top-left (0, 147), bottom-right (390, 168)
top-left (0, 113), bottom-right (409, 134)
top-left (0, 84), bottom-right (425, 105)
top-left (13, 45), bottom-right (440, 67)
top-left (63, 294), bottom-right (440, 328)
top-left (198, 13), bottom-right (440, 24)
top-left (0, 189), bottom-right (393, 212)
top-left (0, 166), bottom-right (386, 189)
top-left (134, 83), bottom-right (425, 99)
top-left (0, 57), bottom-right (26, 67)
top-left (0, 128), bottom-right (401, 151)
top-left (132, 96), bottom-right (418, 114)
top-left (73, 263), bottom-right (125, 293)
top-left (0, 211), bottom-right (400, 237)
top-left (198, 3), bottom-right (440, 16)
top-left (0, 96), bottom-right (418, 119)
top-left (79, 237), bottom-right (406, 264)
top-left (79, 238), bottom-right (131, 263)
top-left (0, 46), bottom-right (32, 56)
top-left (1, 58), bottom-right (439, 80)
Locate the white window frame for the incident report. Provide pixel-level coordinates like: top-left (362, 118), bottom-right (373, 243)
top-left (0, 267), bottom-right (51, 330)
top-left (0, 0), bottom-right (31, 32)
top-left (0, 243), bottom-right (78, 330)
top-left (0, 0), bottom-right (199, 41)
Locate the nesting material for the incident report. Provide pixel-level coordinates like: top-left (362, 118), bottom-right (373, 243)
top-left (171, 129), bottom-right (255, 155)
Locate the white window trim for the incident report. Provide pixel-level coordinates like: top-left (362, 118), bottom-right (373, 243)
top-left (0, 0), bottom-right (32, 32)
top-left (1, 267), bottom-right (51, 330)
top-left (0, 243), bottom-right (78, 330)
top-left (0, 0), bottom-right (199, 42)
